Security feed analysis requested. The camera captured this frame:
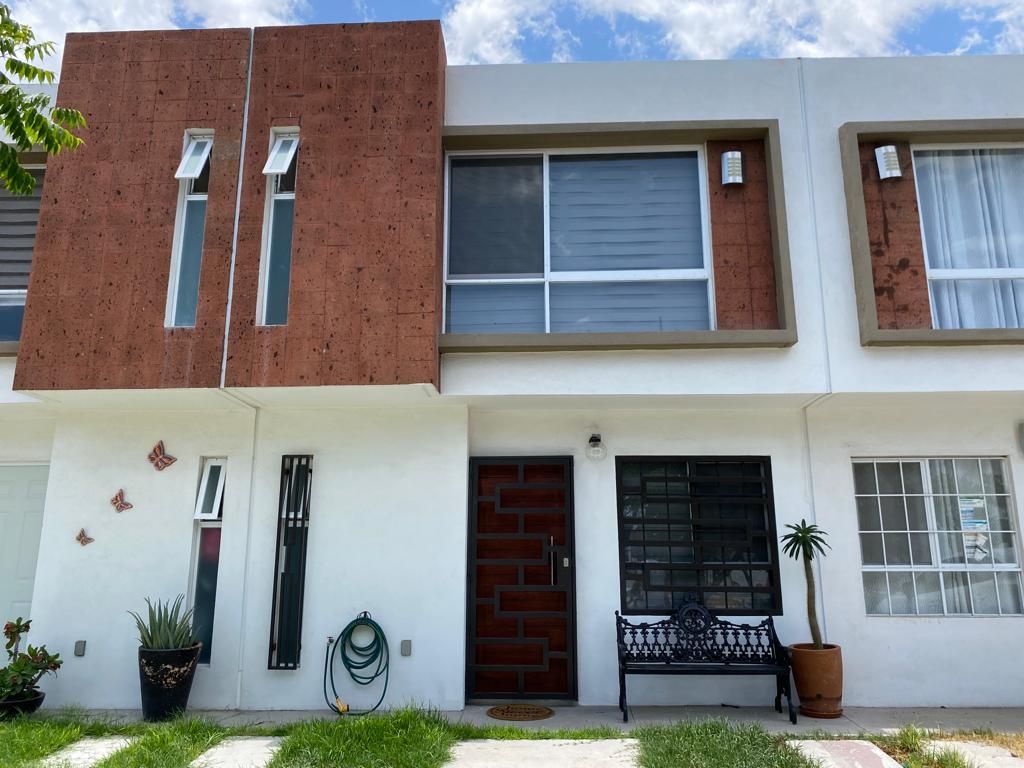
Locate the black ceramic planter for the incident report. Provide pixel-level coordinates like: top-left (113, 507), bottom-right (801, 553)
top-left (0, 690), bottom-right (45, 719)
top-left (138, 644), bottom-right (202, 721)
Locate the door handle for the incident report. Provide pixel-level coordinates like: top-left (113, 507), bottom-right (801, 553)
top-left (549, 536), bottom-right (555, 586)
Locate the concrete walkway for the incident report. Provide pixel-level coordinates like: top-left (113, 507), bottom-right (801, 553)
top-left (927, 740), bottom-right (1024, 767)
top-left (40, 737), bottom-right (135, 768)
top-left (446, 739), bottom-right (638, 768)
top-left (84, 705), bottom-right (1024, 734)
top-left (191, 737), bottom-right (284, 768)
top-left (789, 740), bottom-right (901, 768)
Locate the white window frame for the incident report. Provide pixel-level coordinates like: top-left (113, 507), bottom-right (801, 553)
top-left (175, 136), bottom-right (214, 180)
top-left (910, 142), bottom-right (1024, 329)
top-left (257, 129), bottom-right (299, 326)
top-left (194, 457), bottom-right (227, 521)
top-left (442, 145), bottom-right (717, 334)
top-left (853, 456), bottom-right (1023, 617)
top-left (166, 131), bottom-right (213, 328)
top-left (187, 457), bottom-right (226, 666)
top-left (0, 163), bottom-right (45, 320)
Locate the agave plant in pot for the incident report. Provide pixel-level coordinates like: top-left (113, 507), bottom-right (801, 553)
top-left (129, 595), bottom-right (201, 721)
top-left (781, 520), bottom-right (843, 718)
top-left (0, 618), bottom-right (62, 719)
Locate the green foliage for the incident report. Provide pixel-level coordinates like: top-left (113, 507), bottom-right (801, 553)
top-left (780, 519), bottom-right (831, 563)
top-left (0, 717), bottom-right (85, 767)
top-left (636, 719), bottom-right (817, 768)
top-left (0, 3), bottom-right (85, 195)
top-left (268, 708), bottom-right (457, 768)
top-left (93, 718), bottom-right (225, 768)
top-left (1, 617), bottom-right (62, 701)
top-left (128, 596), bottom-right (198, 651)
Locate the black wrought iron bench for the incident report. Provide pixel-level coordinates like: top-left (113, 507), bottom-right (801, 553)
top-left (615, 600), bottom-right (796, 723)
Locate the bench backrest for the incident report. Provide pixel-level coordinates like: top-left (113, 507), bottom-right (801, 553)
top-left (615, 602), bottom-right (783, 665)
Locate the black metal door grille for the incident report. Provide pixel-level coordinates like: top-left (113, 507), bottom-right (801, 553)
top-left (268, 454), bottom-right (313, 670)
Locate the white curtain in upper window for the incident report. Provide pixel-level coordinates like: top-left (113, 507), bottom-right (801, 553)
top-left (915, 148), bottom-right (1024, 329)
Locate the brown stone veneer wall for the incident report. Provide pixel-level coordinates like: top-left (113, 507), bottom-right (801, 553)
top-left (706, 139), bottom-right (780, 330)
top-left (15, 29), bottom-right (250, 390)
top-left (858, 141), bottom-right (932, 329)
top-left (223, 22), bottom-right (445, 388)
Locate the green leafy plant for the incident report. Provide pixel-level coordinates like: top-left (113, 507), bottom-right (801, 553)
top-left (129, 596), bottom-right (198, 650)
top-left (0, 3), bottom-right (85, 195)
top-left (1, 617), bottom-right (62, 701)
top-left (780, 519), bottom-right (831, 649)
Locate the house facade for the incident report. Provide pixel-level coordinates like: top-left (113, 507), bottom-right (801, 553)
top-left (1, 21), bottom-right (1023, 711)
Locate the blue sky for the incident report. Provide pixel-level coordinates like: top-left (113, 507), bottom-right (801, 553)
top-left (12, 0), bottom-right (1024, 72)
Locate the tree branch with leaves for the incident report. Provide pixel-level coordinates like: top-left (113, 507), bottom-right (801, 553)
top-left (0, 3), bottom-right (84, 195)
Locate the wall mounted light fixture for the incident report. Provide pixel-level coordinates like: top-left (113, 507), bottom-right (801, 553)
top-left (587, 433), bottom-right (607, 461)
top-left (875, 145), bottom-right (902, 179)
top-left (721, 151), bottom-right (744, 185)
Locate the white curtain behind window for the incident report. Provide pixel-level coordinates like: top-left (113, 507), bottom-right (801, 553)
top-left (915, 148), bottom-right (1024, 329)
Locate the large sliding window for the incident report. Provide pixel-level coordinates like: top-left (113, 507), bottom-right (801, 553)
top-left (445, 149), bottom-right (713, 335)
top-left (0, 167), bottom-right (44, 342)
top-left (268, 455), bottom-right (313, 670)
top-left (615, 457), bottom-right (781, 616)
top-left (914, 146), bottom-right (1024, 330)
top-left (167, 134), bottom-right (213, 327)
top-left (854, 458), bottom-right (1022, 616)
top-left (259, 132), bottom-right (299, 326)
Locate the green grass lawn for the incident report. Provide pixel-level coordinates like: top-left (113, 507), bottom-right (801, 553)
top-left (1, 710), bottom-right (1016, 768)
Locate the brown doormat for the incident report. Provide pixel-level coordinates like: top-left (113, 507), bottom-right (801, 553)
top-left (486, 704), bottom-right (555, 721)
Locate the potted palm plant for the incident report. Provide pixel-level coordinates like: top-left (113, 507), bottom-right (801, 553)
top-left (0, 618), bottom-right (62, 719)
top-left (129, 595), bottom-right (201, 721)
top-left (780, 520), bottom-right (843, 718)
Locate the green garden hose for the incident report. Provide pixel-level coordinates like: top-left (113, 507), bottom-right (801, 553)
top-left (323, 611), bottom-right (390, 715)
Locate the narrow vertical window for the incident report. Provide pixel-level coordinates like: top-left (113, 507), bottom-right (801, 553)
top-left (167, 134), bottom-right (213, 327)
top-left (268, 455), bottom-right (313, 669)
top-left (259, 132), bottom-right (299, 326)
top-left (191, 458), bottom-right (226, 664)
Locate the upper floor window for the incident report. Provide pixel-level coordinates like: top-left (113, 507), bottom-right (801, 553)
top-left (166, 134), bottom-right (213, 328)
top-left (854, 457), bottom-right (1022, 616)
top-left (258, 131), bottom-right (298, 326)
top-left (444, 149), bottom-right (713, 335)
top-left (0, 167), bottom-right (44, 342)
top-left (914, 146), bottom-right (1024, 330)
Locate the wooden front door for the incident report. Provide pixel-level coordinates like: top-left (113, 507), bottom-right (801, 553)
top-left (466, 457), bottom-right (576, 700)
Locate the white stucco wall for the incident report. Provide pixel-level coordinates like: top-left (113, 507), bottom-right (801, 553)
top-left (26, 405), bottom-right (470, 711)
top-left (469, 407), bottom-right (814, 707)
top-left (809, 399), bottom-right (1024, 706)
top-left (443, 60), bottom-right (828, 400)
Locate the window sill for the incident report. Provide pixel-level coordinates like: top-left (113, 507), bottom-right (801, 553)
top-left (862, 327), bottom-right (1024, 346)
top-left (440, 329), bottom-right (796, 353)
top-left (0, 341), bottom-right (18, 357)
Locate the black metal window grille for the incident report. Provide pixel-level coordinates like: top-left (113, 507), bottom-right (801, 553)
top-left (616, 456), bottom-right (782, 616)
top-left (268, 455), bottom-right (313, 669)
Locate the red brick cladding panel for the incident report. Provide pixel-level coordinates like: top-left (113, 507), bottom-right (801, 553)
top-left (223, 22), bottom-right (445, 388)
top-left (858, 141), bottom-right (931, 329)
top-left (14, 29), bottom-right (249, 390)
top-left (706, 139), bottom-right (780, 330)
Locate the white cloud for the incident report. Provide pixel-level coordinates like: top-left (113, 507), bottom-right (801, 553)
top-left (442, 0), bottom-right (1024, 64)
top-left (10, 0), bottom-right (305, 74)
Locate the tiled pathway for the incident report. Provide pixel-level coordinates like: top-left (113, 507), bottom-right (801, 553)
top-left (926, 740), bottom-right (1024, 767)
top-left (31, 734), bottom-right (1024, 768)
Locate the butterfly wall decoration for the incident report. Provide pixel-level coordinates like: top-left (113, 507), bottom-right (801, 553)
top-left (76, 528), bottom-right (95, 546)
top-left (110, 489), bottom-right (133, 513)
top-left (148, 440), bottom-right (176, 471)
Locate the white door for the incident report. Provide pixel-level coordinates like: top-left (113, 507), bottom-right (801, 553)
top-left (0, 465), bottom-right (48, 621)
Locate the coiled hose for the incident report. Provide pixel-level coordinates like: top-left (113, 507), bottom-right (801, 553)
top-left (323, 611), bottom-right (389, 715)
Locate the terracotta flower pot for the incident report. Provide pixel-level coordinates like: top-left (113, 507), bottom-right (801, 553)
top-left (789, 643), bottom-right (843, 718)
